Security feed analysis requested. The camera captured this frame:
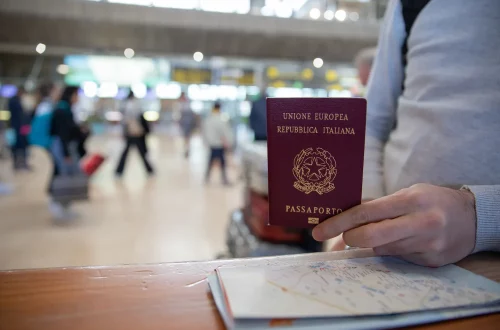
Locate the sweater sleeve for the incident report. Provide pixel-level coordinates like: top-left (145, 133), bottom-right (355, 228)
top-left (463, 185), bottom-right (500, 253)
top-left (362, 0), bottom-right (406, 200)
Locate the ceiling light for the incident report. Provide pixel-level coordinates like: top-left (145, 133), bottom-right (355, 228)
top-left (82, 81), bottom-right (98, 98)
top-left (349, 12), bottom-right (359, 21)
top-left (36, 43), bottom-right (46, 54)
top-left (260, 5), bottom-right (274, 16)
top-left (309, 8), bottom-right (321, 20)
top-left (98, 82), bottom-right (118, 98)
top-left (324, 10), bottom-right (334, 20)
top-left (313, 58), bottom-right (324, 69)
top-left (131, 82), bottom-right (147, 99)
top-left (155, 83), bottom-right (182, 99)
top-left (124, 48), bottom-right (135, 59)
top-left (57, 64), bottom-right (70, 75)
top-left (275, 4), bottom-right (293, 18)
top-left (193, 51), bottom-right (204, 62)
top-left (335, 9), bottom-right (347, 21)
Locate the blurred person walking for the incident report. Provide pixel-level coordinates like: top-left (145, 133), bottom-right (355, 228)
top-left (8, 86), bottom-right (31, 170)
top-left (178, 92), bottom-right (197, 158)
top-left (249, 90), bottom-right (268, 141)
top-left (49, 86), bottom-right (84, 219)
top-left (115, 91), bottom-right (154, 177)
top-left (203, 102), bottom-right (233, 185)
top-left (71, 100), bottom-right (90, 159)
top-left (30, 82), bottom-right (59, 192)
top-left (30, 82), bottom-right (58, 150)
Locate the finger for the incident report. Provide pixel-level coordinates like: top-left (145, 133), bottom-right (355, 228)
top-left (312, 193), bottom-right (411, 241)
top-left (372, 236), bottom-right (425, 256)
top-left (329, 235), bottom-right (346, 251)
top-left (343, 215), bottom-right (418, 248)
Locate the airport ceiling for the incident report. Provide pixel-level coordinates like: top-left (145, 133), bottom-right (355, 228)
top-left (0, 0), bottom-right (380, 63)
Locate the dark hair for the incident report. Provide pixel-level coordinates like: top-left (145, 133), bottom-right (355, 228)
top-left (214, 102), bottom-right (221, 109)
top-left (127, 90), bottom-right (135, 99)
top-left (17, 85), bottom-right (25, 95)
top-left (60, 86), bottom-right (79, 104)
top-left (38, 82), bottom-right (54, 98)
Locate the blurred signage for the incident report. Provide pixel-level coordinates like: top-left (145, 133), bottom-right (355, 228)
top-left (220, 69), bottom-right (255, 86)
top-left (64, 55), bottom-right (170, 86)
top-left (172, 67), bottom-right (211, 84)
top-left (265, 65), bottom-right (345, 88)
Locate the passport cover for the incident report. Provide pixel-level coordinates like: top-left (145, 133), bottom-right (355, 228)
top-left (266, 98), bottom-right (366, 228)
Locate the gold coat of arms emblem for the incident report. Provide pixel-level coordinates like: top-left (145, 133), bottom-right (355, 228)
top-left (293, 147), bottom-right (337, 195)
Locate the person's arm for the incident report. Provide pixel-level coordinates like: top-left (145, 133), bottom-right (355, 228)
top-left (362, 0), bottom-right (406, 200)
top-left (463, 185), bottom-right (500, 253)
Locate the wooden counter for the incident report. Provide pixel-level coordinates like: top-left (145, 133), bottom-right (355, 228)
top-left (1, 250), bottom-right (499, 330)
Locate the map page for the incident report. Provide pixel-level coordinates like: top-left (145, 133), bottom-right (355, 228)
top-left (217, 257), bottom-right (500, 319)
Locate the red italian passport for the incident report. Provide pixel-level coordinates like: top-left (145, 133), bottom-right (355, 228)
top-left (266, 98), bottom-right (366, 228)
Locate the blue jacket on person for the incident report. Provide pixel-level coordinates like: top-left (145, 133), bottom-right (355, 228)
top-left (29, 98), bottom-right (54, 149)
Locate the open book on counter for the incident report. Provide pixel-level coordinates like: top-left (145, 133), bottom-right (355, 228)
top-left (208, 256), bottom-right (500, 330)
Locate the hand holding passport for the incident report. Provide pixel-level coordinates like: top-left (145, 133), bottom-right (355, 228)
top-left (266, 97), bottom-right (477, 268)
top-left (266, 97), bottom-right (366, 228)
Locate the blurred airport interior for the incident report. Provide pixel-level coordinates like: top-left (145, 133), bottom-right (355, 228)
top-left (0, 0), bottom-right (385, 270)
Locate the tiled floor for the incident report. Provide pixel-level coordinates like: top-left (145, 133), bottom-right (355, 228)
top-left (0, 133), bottom-right (243, 270)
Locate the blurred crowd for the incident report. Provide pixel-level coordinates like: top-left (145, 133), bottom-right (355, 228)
top-left (0, 81), bottom-right (252, 221)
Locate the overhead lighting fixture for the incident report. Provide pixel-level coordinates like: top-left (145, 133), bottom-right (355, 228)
top-left (131, 82), bottom-right (147, 99)
top-left (260, 5), bottom-right (274, 16)
top-left (36, 43), bottom-right (46, 54)
top-left (155, 83), bottom-right (182, 99)
top-left (124, 48), bottom-right (135, 59)
top-left (82, 81), bottom-right (98, 98)
top-left (275, 4), bottom-right (293, 18)
top-left (57, 64), bottom-right (70, 75)
top-left (313, 58), bottom-right (324, 69)
top-left (291, 0), bottom-right (308, 11)
top-left (309, 8), bottom-right (321, 20)
top-left (349, 12), bottom-right (359, 21)
top-left (98, 82), bottom-right (118, 98)
top-left (193, 51), bottom-right (204, 62)
top-left (335, 9), bottom-right (347, 22)
top-left (324, 10), bottom-right (334, 20)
